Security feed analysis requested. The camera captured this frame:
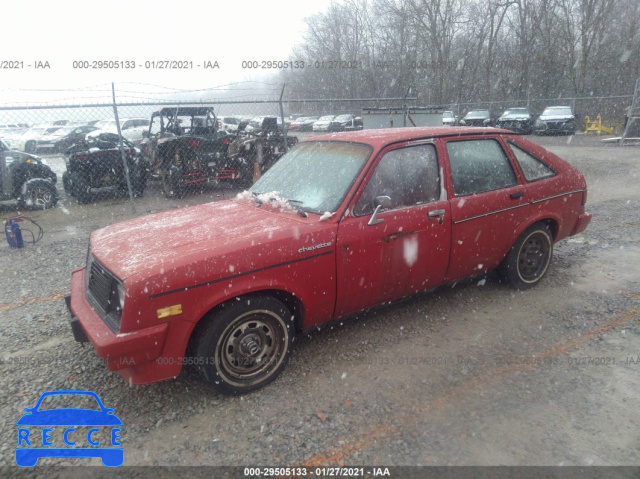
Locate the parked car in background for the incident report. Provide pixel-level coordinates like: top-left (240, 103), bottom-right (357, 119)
top-left (67, 126), bottom-right (591, 395)
top-left (459, 109), bottom-right (492, 127)
top-left (289, 116), bottom-right (318, 132)
top-left (36, 125), bottom-right (98, 153)
top-left (329, 114), bottom-right (363, 132)
top-left (495, 107), bottom-right (534, 134)
top-left (0, 128), bottom-right (29, 148)
top-left (534, 106), bottom-right (576, 135)
top-left (11, 126), bottom-right (62, 153)
top-left (62, 132), bottom-right (146, 204)
top-left (217, 116), bottom-right (242, 133)
top-left (442, 111), bottom-right (458, 126)
top-left (312, 115), bottom-right (335, 132)
top-left (87, 118), bottom-right (150, 144)
top-left (0, 139), bottom-right (58, 209)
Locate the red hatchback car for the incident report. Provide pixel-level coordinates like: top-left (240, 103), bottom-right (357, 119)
top-left (67, 127), bottom-right (591, 395)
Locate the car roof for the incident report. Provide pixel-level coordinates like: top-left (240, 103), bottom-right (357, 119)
top-left (309, 126), bottom-right (514, 150)
top-left (155, 106), bottom-right (214, 116)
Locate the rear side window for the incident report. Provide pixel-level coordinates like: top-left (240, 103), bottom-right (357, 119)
top-left (446, 139), bottom-right (516, 196)
top-left (354, 144), bottom-right (440, 216)
top-left (508, 142), bottom-right (556, 181)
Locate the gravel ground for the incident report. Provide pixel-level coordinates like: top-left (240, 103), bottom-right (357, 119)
top-left (0, 134), bottom-right (638, 475)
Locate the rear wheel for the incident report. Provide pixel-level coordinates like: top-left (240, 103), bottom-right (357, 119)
top-left (62, 171), bottom-right (72, 194)
top-left (194, 296), bottom-right (295, 395)
top-left (500, 222), bottom-right (553, 289)
top-left (161, 167), bottom-right (183, 198)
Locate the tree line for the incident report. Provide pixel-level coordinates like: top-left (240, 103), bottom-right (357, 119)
top-left (280, 0), bottom-right (640, 107)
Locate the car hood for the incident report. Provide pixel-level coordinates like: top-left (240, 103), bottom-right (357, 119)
top-left (90, 198), bottom-right (336, 287)
top-left (39, 132), bottom-right (66, 141)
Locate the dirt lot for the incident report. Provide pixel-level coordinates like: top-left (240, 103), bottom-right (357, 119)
top-left (0, 133), bottom-right (638, 475)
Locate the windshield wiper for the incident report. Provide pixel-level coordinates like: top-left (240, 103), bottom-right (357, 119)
top-left (286, 199), bottom-right (308, 218)
top-left (250, 191), bottom-right (263, 206)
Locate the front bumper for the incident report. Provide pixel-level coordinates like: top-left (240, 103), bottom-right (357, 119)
top-left (67, 268), bottom-right (168, 372)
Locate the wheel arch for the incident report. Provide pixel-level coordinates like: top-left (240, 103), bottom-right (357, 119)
top-left (186, 289), bottom-right (305, 357)
top-left (498, 216), bottom-right (559, 266)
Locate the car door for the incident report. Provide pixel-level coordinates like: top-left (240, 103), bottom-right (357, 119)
top-left (336, 142), bottom-right (451, 316)
top-left (443, 136), bottom-right (529, 281)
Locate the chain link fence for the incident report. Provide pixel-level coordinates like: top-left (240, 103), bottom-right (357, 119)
top-left (0, 84), bottom-right (633, 230)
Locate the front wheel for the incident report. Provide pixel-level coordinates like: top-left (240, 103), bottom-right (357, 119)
top-left (19, 179), bottom-right (58, 210)
top-left (24, 140), bottom-right (37, 153)
top-left (194, 296), bottom-right (295, 395)
top-left (499, 223), bottom-right (553, 289)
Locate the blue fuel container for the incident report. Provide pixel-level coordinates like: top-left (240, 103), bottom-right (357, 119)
top-left (5, 219), bottom-right (23, 248)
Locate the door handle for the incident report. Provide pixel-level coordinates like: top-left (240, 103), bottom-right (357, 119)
top-left (510, 192), bottom-right (525, 199)
top-left (428, 209), bottom-right (445, 224)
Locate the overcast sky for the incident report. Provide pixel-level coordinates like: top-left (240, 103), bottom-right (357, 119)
top-left (2, 0), bottom-right (334, 104)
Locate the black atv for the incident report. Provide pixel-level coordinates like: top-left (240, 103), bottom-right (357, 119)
top-left (227, 116), bottom-right (298, 186)
top-left (140, 106), bottom-right (232, 198)
top-left (0, 139), bottom-right (58, 210)
top-left (62, 133), bottom-right (146, 204)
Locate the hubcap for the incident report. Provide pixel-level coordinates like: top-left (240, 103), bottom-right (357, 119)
top-left (518, 233), bottom-right (549, 281)
top-left (217, 311), bottom-right (287, 383)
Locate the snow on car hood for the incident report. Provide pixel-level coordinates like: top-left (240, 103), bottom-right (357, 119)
top-left (90, 199), bottom-right (334, 286)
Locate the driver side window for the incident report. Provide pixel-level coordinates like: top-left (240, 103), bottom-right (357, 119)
top-left (353, 144), bottom-right (440, 216)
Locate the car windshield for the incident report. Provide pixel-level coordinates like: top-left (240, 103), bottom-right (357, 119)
top-left (543, 107), bottom-right (572, 116)
top-left (250, 141), bottom-right (372, 213)
top-left (53, 126), bottom-right (75, 135)
top-left (318, 116), bottom-right (334, 121)
top-left (503, 108), bottom-right (529, 116)
top-left (443, 112), bottom-right (454, 118)
top-left (466, 110), bottom-right (490, 118)
top-left (334, 114), bottom-right (352, 121)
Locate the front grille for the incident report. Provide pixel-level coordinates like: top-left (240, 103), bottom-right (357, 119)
top-left (85, 255), bottom-right (123, 332)
top-left (88, 260), bottom-right (113, 311)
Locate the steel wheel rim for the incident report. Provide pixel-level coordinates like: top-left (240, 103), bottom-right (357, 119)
top-left (517, 232), bottom-right (550, 282)
top-left (216, 310), bottom-right (287, 384)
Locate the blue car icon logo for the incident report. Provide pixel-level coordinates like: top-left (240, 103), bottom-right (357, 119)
top-left (16, 390), bottom-right (123, 467)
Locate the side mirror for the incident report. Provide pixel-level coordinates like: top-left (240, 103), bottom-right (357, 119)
top-left (368, 195), bottom-right (391, 226)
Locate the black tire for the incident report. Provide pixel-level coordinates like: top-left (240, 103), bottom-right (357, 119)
top-left (24, 140), bottom-right (37, 153)
top-left (161, 167), bottom-right (183, 199)
top-left (19, 179), bottom-right (58, 210)
top-left (62, 171), bottom-right (72, 194)
top-left (499, 222), bottom-right (553, 289)
top-left (194, 296), bottom-right (295, 395)
top-left (71, 173), bottom-right (91, 204)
